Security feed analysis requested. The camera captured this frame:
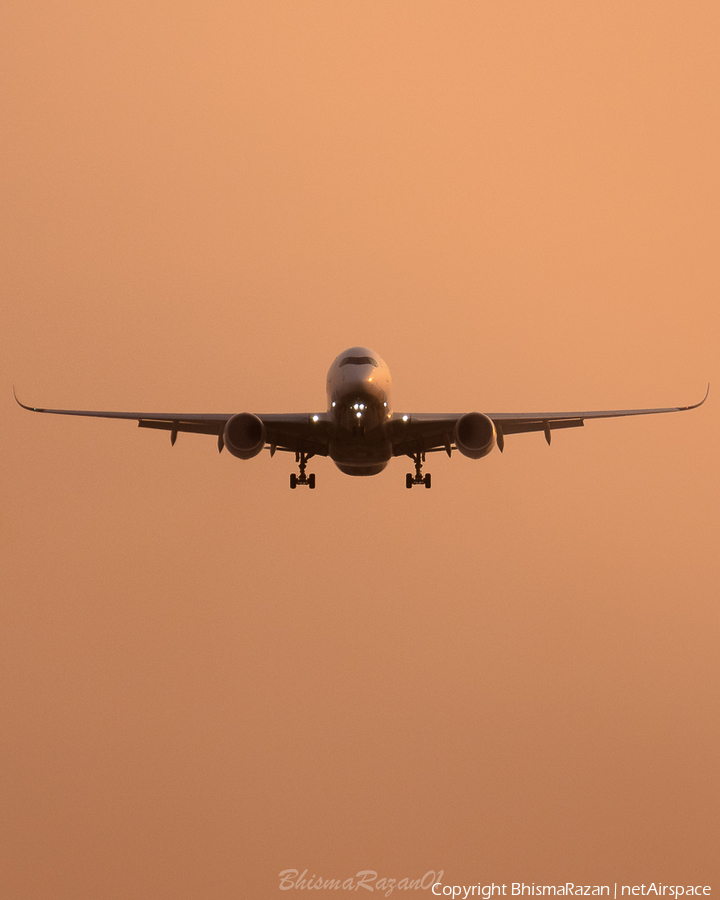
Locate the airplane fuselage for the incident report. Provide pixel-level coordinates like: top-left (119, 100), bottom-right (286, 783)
top-left (325, 347), bottom-right (394, 476)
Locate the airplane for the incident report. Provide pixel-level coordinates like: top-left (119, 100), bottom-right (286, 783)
top-left (14, 346), bottom-right (708, 489)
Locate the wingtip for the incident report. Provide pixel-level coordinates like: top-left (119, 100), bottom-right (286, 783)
top-left (13, 386), bottom-right (38, 412)
top-left (685, 383), bottom-right (709, 410)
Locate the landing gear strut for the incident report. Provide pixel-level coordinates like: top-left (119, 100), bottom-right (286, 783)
top-left (406, 452), bottom-right (431, 489)
top-left (290, 451), bottom-right (316, 489)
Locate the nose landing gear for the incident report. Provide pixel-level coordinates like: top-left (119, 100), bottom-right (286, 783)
top-left (290, 451), bottom-right (316, 489)
top-left (406, 452), bottom-right (431, 489)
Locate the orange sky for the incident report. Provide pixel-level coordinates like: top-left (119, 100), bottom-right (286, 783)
top-left (2, 2), bottom-right (719, 896)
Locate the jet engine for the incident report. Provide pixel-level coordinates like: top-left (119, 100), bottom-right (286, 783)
top-left (223, 413), bottom-right (266, 459)
top-left (454, 412), bottom-right (496, 459)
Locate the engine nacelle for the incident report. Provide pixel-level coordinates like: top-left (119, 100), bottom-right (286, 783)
top-left (224, 413), bottom-right (266, 459)
top-left (454, 412), bottom-right (496, 459)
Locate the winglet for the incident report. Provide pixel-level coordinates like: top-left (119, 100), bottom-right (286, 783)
top-left (683, 383), bottom-right (710, 411)
top-left (13, 386), bottom-right (40, 412)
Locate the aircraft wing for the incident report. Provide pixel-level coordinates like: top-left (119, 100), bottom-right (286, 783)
top-left (390, 385), bottom-right (709, 455)
top-left (13, 391), bottom-right (330, 456)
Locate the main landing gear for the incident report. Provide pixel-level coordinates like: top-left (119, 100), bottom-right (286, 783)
top-left (406, 452), bottom-right (431, 489)
top-left (290, 451), bottom-right (316, 489)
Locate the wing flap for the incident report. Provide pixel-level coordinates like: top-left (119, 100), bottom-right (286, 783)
top-left (138, 419), bottom-right (224, 436)
top-left (500, 418), bottom-right (584, 435)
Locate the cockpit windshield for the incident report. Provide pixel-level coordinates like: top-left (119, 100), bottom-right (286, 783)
top-left (339, 356), bottom-right (378, 368)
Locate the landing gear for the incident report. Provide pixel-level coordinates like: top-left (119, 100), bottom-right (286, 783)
top-left (290, 452), bottom-right (316, 489)
top-left (406, 452), bottom-right (431, 489)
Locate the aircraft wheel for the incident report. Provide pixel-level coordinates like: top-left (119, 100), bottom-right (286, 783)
top-left (424, 473), bottom-right (432, 489)
top-left (290, 474), bottom-right (297, 489)
top-left (406, 473), bottom-right (413, 489)
top-left (308, 474), bottom-right (316, 489)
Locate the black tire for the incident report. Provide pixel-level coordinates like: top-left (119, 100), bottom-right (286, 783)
top-left (290, 473), bottom-right (297, 489)
top-left (308, 474), bottom-right (316, 489)
top-left (424, 473), bottom-right (432, 489)
top-left (406, 473), bottom-right (413, 489)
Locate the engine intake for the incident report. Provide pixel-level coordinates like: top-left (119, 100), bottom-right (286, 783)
top-left (454, 412), bottom-right (496, 459)
top-left (224, 413), bottom-right (266, 459)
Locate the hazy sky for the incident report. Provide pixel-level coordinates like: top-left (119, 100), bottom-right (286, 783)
top-left (2, 2), bottom-right (719, 897)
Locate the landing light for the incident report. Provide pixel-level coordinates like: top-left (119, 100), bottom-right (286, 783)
top-left (356, 412), bottom-right (362, 418)
top-left (312, 415), bottom-right (319, 422)
top-left (402, 415), bottom-right (409, 422)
